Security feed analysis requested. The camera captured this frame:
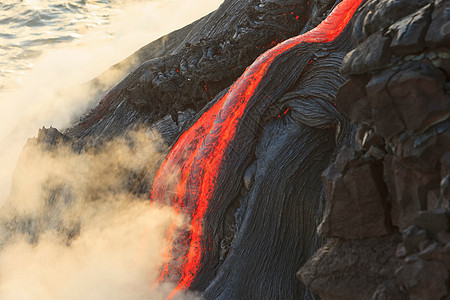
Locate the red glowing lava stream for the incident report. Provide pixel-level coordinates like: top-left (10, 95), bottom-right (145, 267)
top-left (151, 0), bottom-right (364, 297)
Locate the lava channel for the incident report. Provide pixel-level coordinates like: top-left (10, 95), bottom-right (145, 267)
top-left (151, 0), bottom-right (364, 298)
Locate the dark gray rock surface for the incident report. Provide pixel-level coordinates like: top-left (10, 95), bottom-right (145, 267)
top-left (319, 148), bottom-right (391, 239)
top-left (298, 235), bottom-right (402, 300)
top-left (299, 1), bottom-right (450, 299)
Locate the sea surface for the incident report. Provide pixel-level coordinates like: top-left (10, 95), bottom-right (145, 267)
top-left (0, 0), bottom-right (130, 93)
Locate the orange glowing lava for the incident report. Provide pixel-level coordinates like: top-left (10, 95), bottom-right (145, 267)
top-left (151, 0), bottom-right (364, 298)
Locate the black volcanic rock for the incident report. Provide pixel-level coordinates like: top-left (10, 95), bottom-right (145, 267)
top-left (389, 3), bottom-right (432, 55)
top-left (36, 126), bottom-right (72, 150)
top-left (351, 0), bottom-right (431, 45)
top-left (392, 122), bottom-right (450, 172)
top-left (319, 148), bottom-right (390, 239)
top-left (365, 69), bottom-right (406, 138)
top-left (341, 32), bottom-right (392, 75)
top-left (402, 225), bottom-right (427, 253)
top-left (298, 235), bottom-right (402, 300)
top-left (299, 1), bottom-right (450, 299)
top-left (335, 75), bottom-right (371, 123)
top-left (425, 0), bottom-right (450, 48)
top-left (442, 151), bottom-right (450, 177)
top-left (384, 154), bottom-right (440, 230)
top-left (65, 0), bottom-right (317, 143)
top-left (415, 208), bottom-right (450, 234)
top-left (395, 259), bottom-right (448, 300)
top-left (387, 61), bottom-right (450, 134)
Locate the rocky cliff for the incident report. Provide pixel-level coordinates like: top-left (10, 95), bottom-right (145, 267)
top-left (298, 0), bottom-right (450, 299)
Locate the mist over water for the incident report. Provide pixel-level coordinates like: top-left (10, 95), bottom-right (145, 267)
top-left (0, 0), bottom-right (220, 92)
top-left (0, 128), bottom-right (200, 299)
top-left (0, 0), bottom-right (123, 92)
top-left (0, 0), bottom-right (222, 299)
top-left (0, 0), bottom-right (223, 203)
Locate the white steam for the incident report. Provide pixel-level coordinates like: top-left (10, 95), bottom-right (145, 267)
top-left (0, 0), bottom-right (223, 203)
top-left (0, 204), bottom-right (188, 300)
top-left (0, 129), bottom-right (197, 299)
top-left (0, 0), bottom-right (223, 298)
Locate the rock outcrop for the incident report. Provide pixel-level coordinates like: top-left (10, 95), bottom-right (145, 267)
top-left (65, 0), bottom-right (332, 142)
top-left (298, 0), bottom-right (450, 299)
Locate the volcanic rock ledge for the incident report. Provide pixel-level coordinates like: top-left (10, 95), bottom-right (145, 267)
top-left (298, 0), bottom-right (450, 299)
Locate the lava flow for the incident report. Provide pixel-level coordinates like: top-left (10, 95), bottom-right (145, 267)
top-left (151, 0), bottom-right (364, 297)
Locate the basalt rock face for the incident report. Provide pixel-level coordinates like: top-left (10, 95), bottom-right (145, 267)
top-left (298, 0), bottom-right (450, 299)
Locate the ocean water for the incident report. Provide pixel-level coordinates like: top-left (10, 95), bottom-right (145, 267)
top-left (0, 0), bottom-right (130, 93)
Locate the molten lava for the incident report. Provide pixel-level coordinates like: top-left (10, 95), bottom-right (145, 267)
top-left (151, 0), bottom-right (364, 297)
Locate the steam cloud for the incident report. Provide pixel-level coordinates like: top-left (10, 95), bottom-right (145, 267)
top-left (0, 129), bottom-right (200, 299)
top-left (0, 0), bottom-right (223, 299)
top-left (0, 0), bottom-right (223, 203)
